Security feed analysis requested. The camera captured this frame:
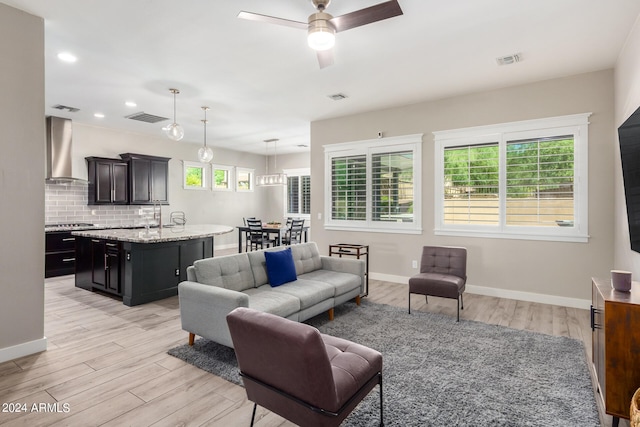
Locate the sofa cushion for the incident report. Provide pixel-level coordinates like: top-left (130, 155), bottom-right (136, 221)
top-left (193, 254), bottom-right (255, 292)
top-left (264, 248), bottom-right (297, 287)
top-left (300, 269), bottom-right (361, 297)
top-left (270, 278), bottom-right (335, 309)
top-left (244, 286), bottom-right (301, 318)
top-left (290, 242), bottom-right (322, 275)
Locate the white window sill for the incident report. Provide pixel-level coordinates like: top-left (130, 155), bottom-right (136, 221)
top-left (325, 224), bottom-right (423, 235)
top-left (434, 228), bottom-right (589, 243)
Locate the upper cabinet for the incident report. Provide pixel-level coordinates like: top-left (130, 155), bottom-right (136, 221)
top-left (86, 157), bottom-right (129, 205)
top-left (120, 153), bottom-right (171, 205)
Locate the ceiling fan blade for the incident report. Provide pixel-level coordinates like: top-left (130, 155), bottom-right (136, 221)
top-left (237, 11), bottom-right (308, 30)
top-left (317, 49), bottom-right (334, 69)
top-left (330, 0), bottom-right (403, 33)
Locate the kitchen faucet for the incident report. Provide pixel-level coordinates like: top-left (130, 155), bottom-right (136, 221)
top-left (153, 201), bottom-right (162, 230)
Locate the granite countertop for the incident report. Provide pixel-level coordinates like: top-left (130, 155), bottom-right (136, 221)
top-left (71, 224), bottom-right (234, 243)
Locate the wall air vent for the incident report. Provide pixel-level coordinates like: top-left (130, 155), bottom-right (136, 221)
top-left (496, 53), bottom-right (522, 66)
top-left (125, 112), bottom-right (169, 123)
top-left (52, 104), bottom-right (80, 113)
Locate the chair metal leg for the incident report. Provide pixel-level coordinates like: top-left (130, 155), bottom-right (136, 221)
top-left (408, 291), bottom-right (411, 314)
top-left (250, 402), bottom-right (257, 427)
top-left (460, 293), bottom-right (464, 310)
top-left (457, 296), bottom-right (460, 322)
top-left (379, 373), bottom-right (384, 426)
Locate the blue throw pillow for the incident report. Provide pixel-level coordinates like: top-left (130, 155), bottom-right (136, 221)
top-left (264, 247), bottom-right (297, 287)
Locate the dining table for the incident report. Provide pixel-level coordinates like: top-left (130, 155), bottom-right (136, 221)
top-left (236, 223), bottom-right (309, 253)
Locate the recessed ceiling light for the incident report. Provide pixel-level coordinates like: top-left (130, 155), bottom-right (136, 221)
top-left (57, 52), bottom-right (78, 63)
top-left (125, 101), bottom-right (137, 107)
top-left (94, 113), bottom-right (105, 118)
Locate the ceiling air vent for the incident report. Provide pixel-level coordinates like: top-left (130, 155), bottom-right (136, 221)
top-left (125, 112), bottom-right (169, 123)
top-left (52, 104), bottom-right (80, 113)
top-left (496, 53), bottom-right (522, 66)
top-left (328, 93), bottom-right (348, 101)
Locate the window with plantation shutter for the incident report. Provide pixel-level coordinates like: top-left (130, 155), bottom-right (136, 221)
top-left (324, 134), bottom-right (422, 233)
top-left (331, 155), bottom-right (367, 220)
top-left (434, 114), bottom-right (590, 243)
top-left (284, 169), bottom-right (311, 217)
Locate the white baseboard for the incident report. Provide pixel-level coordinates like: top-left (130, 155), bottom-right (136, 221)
top-left (369, 273), bottom-right (591, 310)
top-left (0, 337), bottom-right (47, 363)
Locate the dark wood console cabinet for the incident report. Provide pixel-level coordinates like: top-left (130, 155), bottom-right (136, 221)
top-left (591, 277), bottom-right (640, 426)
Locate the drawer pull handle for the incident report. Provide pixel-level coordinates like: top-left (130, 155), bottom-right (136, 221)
top-left (62, 258), bottom-right (75, 262)
top-left (106, 243), bottom-right (117, 247)
top-left (62, 238), bottom-right (75, 242)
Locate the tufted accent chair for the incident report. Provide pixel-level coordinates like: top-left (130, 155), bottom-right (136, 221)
top-left (408, 246), bottom-right (467, 321)
top-left (226, 307), bottom-right (383, 427)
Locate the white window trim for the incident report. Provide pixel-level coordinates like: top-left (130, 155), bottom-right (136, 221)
top-left (323, 134), bottom-right (423, 234)
top-left (236, 167), bottom-right (255, 192)
top-left (434, 113), bottom-right (591, 243)
top-left (283, 168), bottom-right (311, 220)
top-left (211, 164), bottom-right (234, 192)
top-left (182, 160), bottom-right (209, 190)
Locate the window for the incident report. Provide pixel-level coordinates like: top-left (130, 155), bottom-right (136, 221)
top-left (183, 161), bottom-right (208, 190)
top-left (434, 113), bottom-right (590, 242)
top-left (324, 134), bottom-right (422, 234)
top-left (236, 167), bottom-right (254, 192)
top-left (212, 164), bottom-right (234, 191)
top-left (284, 168), bottom-right (311, 217)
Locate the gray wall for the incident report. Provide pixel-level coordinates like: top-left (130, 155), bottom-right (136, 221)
top-left (310, 70), bottom-right (615, 305)
top-left (0, 4), bottom-right (46, 361)
top-left (614, 17), bottom-right (640, 274)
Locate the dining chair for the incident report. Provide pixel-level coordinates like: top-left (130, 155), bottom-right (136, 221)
top-left (246, 218), bottom-right (275, 251)
top-left (283, 219), bottom-right (304, 245)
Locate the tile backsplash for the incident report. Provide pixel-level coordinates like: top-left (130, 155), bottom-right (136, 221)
top-left (45, 181), bottom-right (143, 226)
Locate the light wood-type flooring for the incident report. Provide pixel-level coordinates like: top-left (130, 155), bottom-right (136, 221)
top-left (0, 267), bottom-right (619, 426)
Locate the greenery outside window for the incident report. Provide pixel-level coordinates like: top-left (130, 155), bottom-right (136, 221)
top-left (236, 167), bottom-right (254, 192)
top-left (183, 161), bottom-right (208, 190)
top-left (212, 164), bottom-right (234, 191)
top-left (283, 168), bottom-right (311, 218)
top-left (434, 113), bottom-right (590, 242)
top-left (324, 134), bottom-right (422, 234)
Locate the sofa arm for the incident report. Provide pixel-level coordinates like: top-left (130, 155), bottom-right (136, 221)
top-left (320, 256), bottom-right (366, 293)
top-left (178, 281), bottom-right (249, 348)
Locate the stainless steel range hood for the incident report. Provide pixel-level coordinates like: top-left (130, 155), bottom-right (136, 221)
top-left (46, 116), bottom-right (85, 182)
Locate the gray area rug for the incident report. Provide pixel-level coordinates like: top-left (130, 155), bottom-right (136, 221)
top-left (168, 300), bottom-right (600, 426)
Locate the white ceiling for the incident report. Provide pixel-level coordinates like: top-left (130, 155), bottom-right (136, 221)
top-left (5, 0), bottom-right (640, 154)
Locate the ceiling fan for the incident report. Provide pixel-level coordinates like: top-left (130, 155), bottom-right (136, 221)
top-left (238, 0), bottom-right (403, 68)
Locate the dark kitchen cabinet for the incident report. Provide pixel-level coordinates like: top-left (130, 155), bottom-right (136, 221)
top-left (45, 231), bottom-right (76, 277)
top-left (86, 157), bottom-right (128, 205)
top-left (120, 153), bottom-right (170, 205)
top-left (88, 239), bottom-right (122, 296)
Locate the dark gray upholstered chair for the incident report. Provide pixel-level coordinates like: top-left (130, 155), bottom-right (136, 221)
top-left (226, 307), bottom-right (383, 427)
top-left (408, 246), bottom-right (467, 321)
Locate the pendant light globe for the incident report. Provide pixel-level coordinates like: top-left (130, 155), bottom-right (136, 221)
top-left (164, 88), bottom-right (184, 141)
top-left (197, 106), bottom-right (213, 163)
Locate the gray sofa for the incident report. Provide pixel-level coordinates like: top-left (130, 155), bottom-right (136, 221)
top-left (178, 242), bottom-right (365, 348)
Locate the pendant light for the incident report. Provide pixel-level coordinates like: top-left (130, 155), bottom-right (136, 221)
top-left (163, 88), bottom-right (184, 141)
top-left (197, 106), bottom-right (214, 163)
top-left (256, 139), bottom-right (287, 186)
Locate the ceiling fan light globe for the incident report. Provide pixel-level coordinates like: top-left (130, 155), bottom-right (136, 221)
top-left (164, 123), bottom-right (184, 141)
top-left (197, 146), bottom-right (214, 163)
top-left (308, 27), bottom-right (335, 51)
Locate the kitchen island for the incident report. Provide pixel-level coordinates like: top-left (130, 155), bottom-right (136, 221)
top-left (73, 224), bottom-right (233, 306)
